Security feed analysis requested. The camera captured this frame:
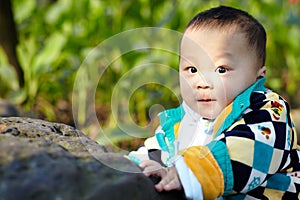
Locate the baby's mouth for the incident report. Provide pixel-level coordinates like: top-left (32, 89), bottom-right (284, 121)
top-left (197, 99), bottom-right (216, 102)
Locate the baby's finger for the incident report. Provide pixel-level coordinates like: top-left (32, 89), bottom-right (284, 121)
top-left (139, 160), bottom-right (160, 169)
top-left (164, 178), bottom-right (182, 191)
top-left (144, 165), bottom-right (167, 177)
top-left (140, 160), bottom-right (165, 176)
top-left (154, 182), bottom-right (164, 192)
top-left (154, 170), bottom-right (172, 191)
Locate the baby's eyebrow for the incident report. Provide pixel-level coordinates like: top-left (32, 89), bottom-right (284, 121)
top-left (179, 57), bottom-right (197, 65)
top-left (213, 51), bottom-right (233, 60)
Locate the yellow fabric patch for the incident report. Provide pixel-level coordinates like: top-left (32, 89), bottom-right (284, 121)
top-left (226, 119), bottom-right (245, 132)
top-left (293, 128), bottom-right (299, 149)
top-left (174, 122), bottom-right (180, 139)
top-left (184, 146), bottom-right (224, 199)
top-left (265, 92), bottom-right (280, 102)
top-left (226, 137), bottom-right (254, 166)
top-left (269, 148), bottom-right (284, 173)
top-left (263, 188), bottom-right (284, 199)
top-left (213, 103), bottom-right (233, 137)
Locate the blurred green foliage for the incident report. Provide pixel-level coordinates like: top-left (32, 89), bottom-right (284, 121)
top-left (0, 0), bottom-right (300, 142)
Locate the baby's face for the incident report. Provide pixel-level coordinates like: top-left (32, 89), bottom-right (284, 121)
top-left (179, 28), bottom-right (265, 119)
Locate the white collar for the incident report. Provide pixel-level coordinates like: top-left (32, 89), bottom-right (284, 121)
top-left (182, 101), bottom-right (215, 124)
top-left (182, 101), bottom-right (202, 121)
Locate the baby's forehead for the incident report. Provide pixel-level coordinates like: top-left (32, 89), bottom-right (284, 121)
top-left (181, 27), bottom-right (252, 52)
top-left (181, 27), bottom-right (248, 47)
top-left (180, 27), bottom-right (259, 66)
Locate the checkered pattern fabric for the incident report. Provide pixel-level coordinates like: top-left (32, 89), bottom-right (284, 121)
top-left (215, 91), bottom-right (300, 199)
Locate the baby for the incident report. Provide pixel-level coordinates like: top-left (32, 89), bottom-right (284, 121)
top-left (129, 6), bottom-right (299, 199)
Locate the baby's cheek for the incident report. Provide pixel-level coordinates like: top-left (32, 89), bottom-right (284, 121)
top-left (221, 82), bottom-right (238, 102)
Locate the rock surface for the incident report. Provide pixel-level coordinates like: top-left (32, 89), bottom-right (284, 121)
top-left (0, 117), bottom-right (185, 200)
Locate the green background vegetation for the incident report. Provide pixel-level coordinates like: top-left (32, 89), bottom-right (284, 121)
top-left (0, 0), bottom-right (300, 148)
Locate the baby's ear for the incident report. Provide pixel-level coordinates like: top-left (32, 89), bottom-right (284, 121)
top-left (257, 66), bottom-right (266, 79)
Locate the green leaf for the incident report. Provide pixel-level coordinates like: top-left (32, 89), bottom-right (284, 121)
top-left (13, 0), bottom-right (36, 23)
top-left (0, 64), bottom-right (19, 90)
top-left (32, 32), bottom-right (66, 76)
top-left (8, 89), bottom-right (27, 105)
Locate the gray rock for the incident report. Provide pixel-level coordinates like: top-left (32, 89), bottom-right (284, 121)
top-left (0, 100), bottom-right (18, 117)
top-left (0, 117), bottom-right (185, 200)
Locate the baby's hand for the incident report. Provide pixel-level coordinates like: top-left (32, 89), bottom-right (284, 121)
top-left (140, 160), bottom-right (165, 177)
top-left (140, 160), bottom-right (182, 192)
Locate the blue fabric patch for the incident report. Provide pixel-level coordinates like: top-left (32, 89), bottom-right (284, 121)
top-left (207, 141), bottom-right (234, 195)
top-left (157, 105), bottom-right (185, 162)
top-left (253, 141), bottom-right (273, 173)
top-left (156, 132), bottom-right (168, 152)
top-left (158, 105), bottom-right (185, 144)
top-left (266, 173), bottom-right (291, 191)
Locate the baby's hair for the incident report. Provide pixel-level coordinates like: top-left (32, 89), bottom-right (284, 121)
top-left (185, 6), bottom-right (266, 67)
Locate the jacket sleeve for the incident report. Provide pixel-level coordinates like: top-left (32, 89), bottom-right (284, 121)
top-left (182, 141), bottom-right (232, 199)
top-left (182, 92), bottom-right (296, 198)
top-left (127, 126), bottom-right (165, 165)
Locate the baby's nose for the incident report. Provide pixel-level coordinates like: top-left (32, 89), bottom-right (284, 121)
top-left (196, 74), bottom-right (212, 89)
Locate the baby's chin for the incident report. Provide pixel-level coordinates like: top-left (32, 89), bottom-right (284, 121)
top-left (197, 111), bottom-right (217, 120)
top-left (187, 106), bottom-right (217, 120)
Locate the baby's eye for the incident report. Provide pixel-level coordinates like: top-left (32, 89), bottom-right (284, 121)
top-left (187, 66), bottom-right (198, 74)
top-left (215, 66), bottom-right (228, 74)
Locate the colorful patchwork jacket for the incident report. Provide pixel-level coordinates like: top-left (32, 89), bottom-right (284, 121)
top-left (130, 78), bottom-right (300, 199)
